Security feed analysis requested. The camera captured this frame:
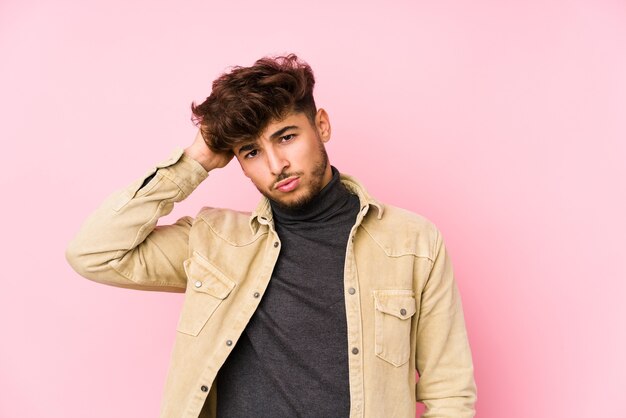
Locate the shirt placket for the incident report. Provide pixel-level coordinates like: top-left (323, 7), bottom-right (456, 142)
top-left (344, 205), bottom-right (370, 418)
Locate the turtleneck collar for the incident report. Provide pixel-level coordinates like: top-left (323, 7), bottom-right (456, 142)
top-left (270, 166), bottom-right (353, 224)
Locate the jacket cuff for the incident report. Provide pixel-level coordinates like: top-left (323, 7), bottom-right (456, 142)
top-left (152, 147), bottom-right (209, 198)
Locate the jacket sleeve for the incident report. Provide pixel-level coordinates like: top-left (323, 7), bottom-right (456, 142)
top-left (65, 148), bottom-right (208, 293)
top-left (415, 229), bottom-right (477, 417)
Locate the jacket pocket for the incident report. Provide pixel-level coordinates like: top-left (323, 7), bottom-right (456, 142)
top-left (176, 251), bottom-right (236, 336)
top-left (373, 290), bottom-right (417, 367)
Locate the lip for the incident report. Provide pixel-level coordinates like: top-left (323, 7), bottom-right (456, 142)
top-left (274, 176), bottom-right (300, 192)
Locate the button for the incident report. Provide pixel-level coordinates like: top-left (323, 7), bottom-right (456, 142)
top-left (348, 287), bottom-right (356, 295)
top-left (226, 340), bottom-right (233, 346)
top-left (352, 347), bottom-right (359, 355)
top-left (253, 292), bottom-right (260, 298)
top-left (400, 308), bottom-right (407, 316)
top-left (194, 281), bottom-right (202, 288)
top-left (273, 242), bottom-right (279, 248)
top-left (200, 385), bottom-right (208, 392)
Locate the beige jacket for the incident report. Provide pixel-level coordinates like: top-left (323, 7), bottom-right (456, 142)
top-left (66, 148), bottom-right (477, 417)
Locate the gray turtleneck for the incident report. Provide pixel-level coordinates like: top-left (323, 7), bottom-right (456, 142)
top-left (216, 167), bottom-right (360, 418)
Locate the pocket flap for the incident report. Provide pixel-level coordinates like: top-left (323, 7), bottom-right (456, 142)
top-left (183, 252), bottom-right (235, 299)
top-left (374, 294), bottom-right (416, 320)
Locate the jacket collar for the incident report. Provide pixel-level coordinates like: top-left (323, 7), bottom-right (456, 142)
top-left (248, 173), bottom-right (384, 234)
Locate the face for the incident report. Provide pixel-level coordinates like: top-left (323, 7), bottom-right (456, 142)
top-left (234, 109), bottom-right (333, 211)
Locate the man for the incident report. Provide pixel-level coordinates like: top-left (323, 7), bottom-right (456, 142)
top-left (66, 54), bottom-right (477, 418)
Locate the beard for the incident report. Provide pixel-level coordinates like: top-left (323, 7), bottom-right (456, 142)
top-left (258, 141), bottom-right (329, 212)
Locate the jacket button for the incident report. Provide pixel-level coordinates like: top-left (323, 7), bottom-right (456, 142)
top-left (200, 385), bottom-right (208, 392)
top-left (253, 292), bottom-right (260, 298)
top-left (348, 287), bottom-right (356, 295)
top-left (352, 347), bottom-right (359, 355)
top-left (194, 281), bottom-right (202, 288)
top-left (226, 340), bottom-right (233, 346)
top-left (273, 242), bottom-right (279, 248)
top-left (400, 308), bottom-right (407, 316)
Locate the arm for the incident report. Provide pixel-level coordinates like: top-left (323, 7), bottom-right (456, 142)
top-left (415, 230), bottom-right (477, 417)
top-left (65, 131), bottom-right (233, 292)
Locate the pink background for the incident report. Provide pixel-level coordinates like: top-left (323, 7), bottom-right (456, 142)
top-left (1, 0), bottom-right (625, 416)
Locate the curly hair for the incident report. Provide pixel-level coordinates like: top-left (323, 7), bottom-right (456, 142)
top-left (191, 54), bottom-right (317, 152)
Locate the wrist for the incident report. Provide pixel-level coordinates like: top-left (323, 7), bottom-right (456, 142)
top-left (184, 144), bottom-right (216, 172)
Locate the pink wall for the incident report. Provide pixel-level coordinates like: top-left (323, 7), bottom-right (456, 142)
top-left (1, 0), bottom-right (625, 416)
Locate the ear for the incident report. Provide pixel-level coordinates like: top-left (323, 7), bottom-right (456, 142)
top-left (315, 108), bottom-right (331, 143)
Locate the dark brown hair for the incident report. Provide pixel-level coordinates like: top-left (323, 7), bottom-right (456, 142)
top-left (191, 54), bottom-right (317, 152)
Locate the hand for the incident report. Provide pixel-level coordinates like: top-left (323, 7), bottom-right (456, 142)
top-left (184, 130), bottom-right (234, 172)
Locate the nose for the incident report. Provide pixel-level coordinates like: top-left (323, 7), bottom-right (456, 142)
top-left (266, 146), bottom-right (289, 176)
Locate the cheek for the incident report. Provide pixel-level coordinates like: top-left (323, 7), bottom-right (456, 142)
top-left (234, 157), bottom-right (250, 178)
top-left (294, 144), bottom-right (315, 164)
top-left (242, 166), bottom-right (269, 188)
top-left (239, 159), bottom-right (261, 181)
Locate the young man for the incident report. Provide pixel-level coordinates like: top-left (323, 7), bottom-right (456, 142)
top-left (66, 54), bottom-right (477, 418)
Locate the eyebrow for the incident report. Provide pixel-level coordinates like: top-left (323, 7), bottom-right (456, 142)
top-left (269, 125), bottom-right (298, 139)
top-left (236, 125), bottom-right (299, 155)
top-left (237, 143), bottom-right (256, 155)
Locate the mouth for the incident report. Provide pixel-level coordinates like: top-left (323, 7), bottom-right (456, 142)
top-left (274, 176), bottom-right (300, 192)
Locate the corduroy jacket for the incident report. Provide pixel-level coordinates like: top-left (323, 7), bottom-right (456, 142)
top-left (66, 148), bottom-right (477, 417)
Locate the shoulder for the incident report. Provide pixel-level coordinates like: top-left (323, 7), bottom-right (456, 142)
top-left (338, 172), bottom-right (442, 259)
top-left (360, 203), bottom-right (441, 260)
top-left (195, 206), bottom-right (252, 224)
top-left (191, 206), bottom-right (260, 246)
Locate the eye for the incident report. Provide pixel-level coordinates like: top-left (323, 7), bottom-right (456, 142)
top-left (244, 149), bottom-right (259, 159)
top-left (280, 134), bottom-right (296, 142)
